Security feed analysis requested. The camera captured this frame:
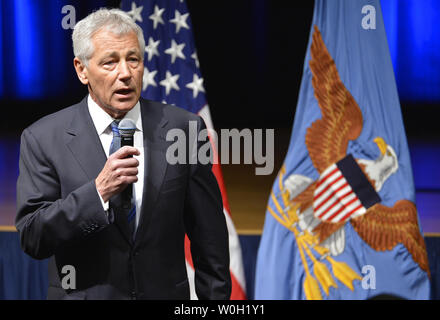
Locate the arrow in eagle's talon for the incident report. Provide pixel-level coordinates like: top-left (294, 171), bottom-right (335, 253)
top-left (320, 252), bottom-right (330, 261)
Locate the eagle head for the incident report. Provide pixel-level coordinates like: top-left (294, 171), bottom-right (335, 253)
top-left (358, 137), bottom-right (398, 192)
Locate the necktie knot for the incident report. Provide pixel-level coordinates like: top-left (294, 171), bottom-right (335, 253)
top-left (110, 120), bottom-right (120, 137)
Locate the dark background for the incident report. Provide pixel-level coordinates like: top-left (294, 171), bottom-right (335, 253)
top-left (2, 0), bottom-right (438, 138)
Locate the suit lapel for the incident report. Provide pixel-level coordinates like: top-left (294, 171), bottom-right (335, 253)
top-left (65, 97), bottom-right (133, 245)
top-left (134, 99), bottom-right (169, 246)
top-left (65, 97), bottom-right (107, 181)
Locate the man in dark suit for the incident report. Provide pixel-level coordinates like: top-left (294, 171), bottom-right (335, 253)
top-left (15, 8), bottom-right (231, 300)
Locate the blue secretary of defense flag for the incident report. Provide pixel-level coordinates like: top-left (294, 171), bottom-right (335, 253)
top-left (255, 0), bottom-right (430, 300)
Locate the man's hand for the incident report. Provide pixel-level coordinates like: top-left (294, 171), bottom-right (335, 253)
top-left (95, 146), bottom-right (140, 203)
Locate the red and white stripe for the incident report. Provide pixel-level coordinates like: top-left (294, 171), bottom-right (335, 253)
top-left (184, 105), bottom-right (247, 300)
top-left (313, 164), bottom-right (366, 223)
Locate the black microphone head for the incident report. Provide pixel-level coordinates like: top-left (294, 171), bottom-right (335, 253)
top-left (118, 119), bottom-right (136, 137)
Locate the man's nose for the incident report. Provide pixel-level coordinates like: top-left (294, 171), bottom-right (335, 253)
top-left (118, 60), bottom-right (132, 81)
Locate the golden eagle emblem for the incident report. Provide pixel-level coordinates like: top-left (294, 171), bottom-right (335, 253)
top-left (269, 26), bottom-right (429, 300)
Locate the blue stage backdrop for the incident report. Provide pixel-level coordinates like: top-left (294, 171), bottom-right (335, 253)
top-left (0, 0), bottom-right (117, 100)
top-left (0, 232), bottom-right (48, 300)
top-left (1, 0), bottom-right (70, 99)
top-left (381, 0), bottom-right (440, 102)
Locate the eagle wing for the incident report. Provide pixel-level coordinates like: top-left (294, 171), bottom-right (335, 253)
top-left (350, 200), bottom-right (430, 276)
top-left (313, 221), bottom-right (346, 244)
top-left (307, 25), bottom-right (363, 174)
top-left (292, 181), bottom-right (316, 212)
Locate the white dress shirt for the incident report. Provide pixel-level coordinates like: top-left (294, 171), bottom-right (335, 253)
top-left (88, 95), bottom-right (144, 229)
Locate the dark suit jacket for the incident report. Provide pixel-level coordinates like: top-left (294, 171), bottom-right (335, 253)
top-left (15, 97), bottom-right (231, 300)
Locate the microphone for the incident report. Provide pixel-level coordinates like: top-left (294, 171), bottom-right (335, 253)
top-left (118, 118), bottom-right (136, 148)
top-left (118, 119), bottom-right (136, 209)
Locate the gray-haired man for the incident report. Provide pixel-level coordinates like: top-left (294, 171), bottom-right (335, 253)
top-left (16, 8), bottom-right (231, 300)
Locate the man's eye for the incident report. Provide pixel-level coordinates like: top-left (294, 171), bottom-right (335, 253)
top-left (128, 58), bottom-right (140, 67)
top-left (102, 61), bottom-right (117, 70)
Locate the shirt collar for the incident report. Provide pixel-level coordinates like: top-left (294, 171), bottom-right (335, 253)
top-left (87, 95), bottom-right (143, 135)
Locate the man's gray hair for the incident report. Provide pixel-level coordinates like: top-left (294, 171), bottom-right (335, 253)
top-left (72, 8), bottom-right (145, 66)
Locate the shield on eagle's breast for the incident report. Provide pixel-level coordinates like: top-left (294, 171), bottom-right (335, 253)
top-left (313, 154), bottom-right (381, 223)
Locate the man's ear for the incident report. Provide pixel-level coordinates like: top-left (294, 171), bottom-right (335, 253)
top-left (73, 57), bottom-right (89, 85)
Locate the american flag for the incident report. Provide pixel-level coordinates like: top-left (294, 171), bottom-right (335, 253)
top-left (120, 0), bottom-right (246, 299)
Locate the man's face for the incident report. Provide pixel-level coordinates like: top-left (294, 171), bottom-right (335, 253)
top-left (74, 28), bottom-right (144, 118)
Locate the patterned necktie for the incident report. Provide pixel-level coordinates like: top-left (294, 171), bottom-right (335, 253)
top-left (109, 120), bottom-right (136, 237)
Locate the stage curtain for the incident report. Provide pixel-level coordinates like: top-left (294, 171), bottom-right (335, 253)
top-left (0, 232), bottom-right (47, 299)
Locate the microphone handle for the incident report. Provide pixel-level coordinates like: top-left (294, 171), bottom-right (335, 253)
top-left (121, 136), bottom-right (134, 208)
